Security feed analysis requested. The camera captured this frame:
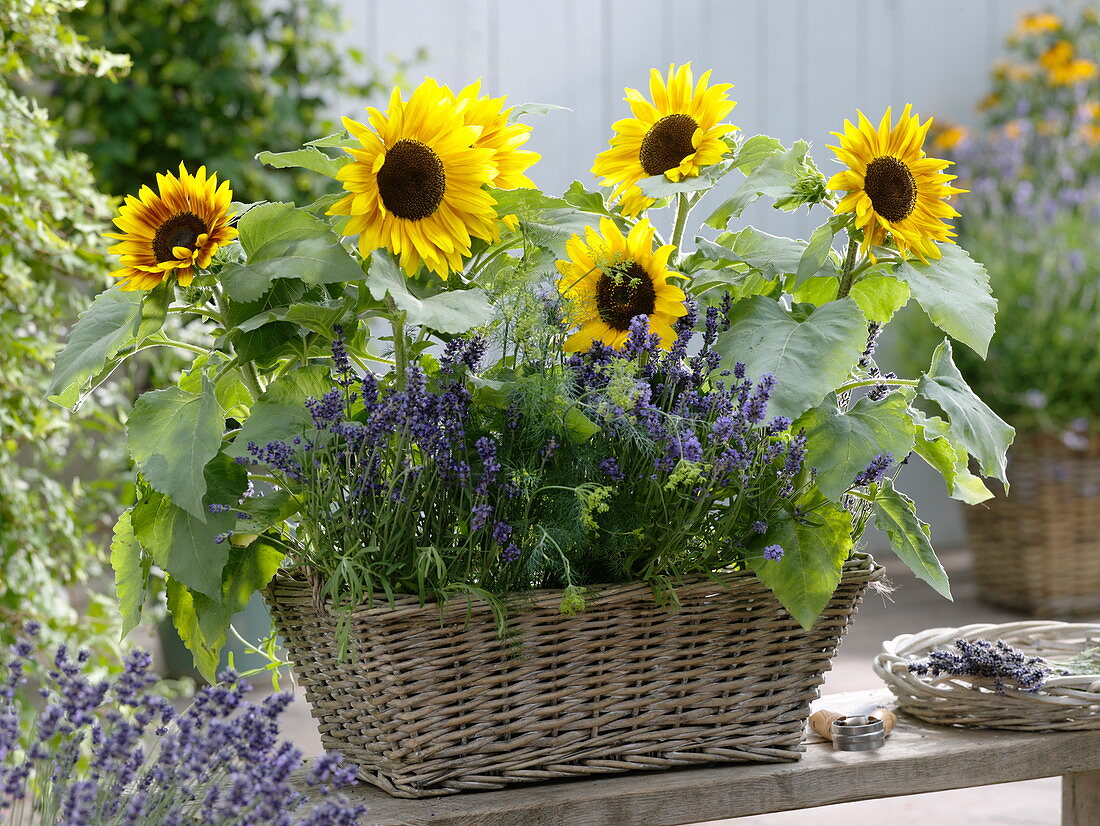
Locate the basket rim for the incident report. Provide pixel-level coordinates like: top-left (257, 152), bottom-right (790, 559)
top-left (874, 620), bottom-right (1100, 703)
top-left (265, 551), bottom-right (883, 619)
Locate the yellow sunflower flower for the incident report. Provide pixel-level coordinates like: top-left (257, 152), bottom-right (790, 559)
top-left (106, 163), bottom-right (236, 291)
top-left (455, 80), bottom-right (540, 190)
top-left (827, 105), bottom-right (966, 263)
top-left (593, 63), bottom-right (737, 217)
top-left (556, 217), bottom-right (686, 352)
top-left (329, 79), bottom-right (499, 279)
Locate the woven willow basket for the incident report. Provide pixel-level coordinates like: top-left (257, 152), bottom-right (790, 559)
top-left (874, 621), bottom-right (1100, 731)
top-left (265, 553), bottom-right (882, 798)
top-left (966, 433), bottom-right (1100, 616)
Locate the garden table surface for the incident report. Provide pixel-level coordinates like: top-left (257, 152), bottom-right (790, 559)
top-left (327, 689), bottom-right (1100, 825)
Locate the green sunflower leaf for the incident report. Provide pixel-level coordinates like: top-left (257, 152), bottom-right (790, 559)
top-left (226, 365), bottom-right (332, 459)
top-left (849, 273), bottom-right (911, 323)
top-left (748, 499), bottom-right (852, 630)
top-left (705, 139), bottom-right (813, 229)
top-left (166, 578), bottom-right (222, 683)
top-left (699, 227), bottom-right (838, 283)
top-left (304, 131), bottom-right (356, 149)
top-left (220, 203), bottom-right (363, 302)
top-left (715, 296), bottom-right (867, 420)
top-left (562, 181), bottom-right (609, 215)
top-left (256, 147), bottom-right (350, 179)
top-left (132, 456), bottom-right (248, 603)
top-left (911, 409), bottom-right (994, 505)
top-left (134, 492), bottom-right (229, 603)
top-left (193, 539), bottom-right (284, 646)
top-left (127, 377), bottom-right (224, 520)
top-left (918, 340), bottom-right (1015, 484)
top-left (890, 244), bottom-right (997, 358)
top-left (732, 134), bottom-right (785, 173)
top-left (110, 509), bottom-right (148, 638)
top-left (796, 221), bottom-right (839, 283)
top-left (636, 160), bottom-right (735, 198)
top-left (873, 480), bottom-right (951, 599)
top-left (519, 209), bottom-right (608, 257)
top-left (797, 393), bottom-right (917, 501)
top-left (365, 250), bottom-right (494, 334)
top-left (48, 287), bottom-right (142, 408)
top-left (508, 102), bottom-right (571, 121)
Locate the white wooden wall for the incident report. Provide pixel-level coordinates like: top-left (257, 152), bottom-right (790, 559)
top-left (333, 0), bottom-right (1052, 549)
top-left (339, 1), bottom-right (1040, 209)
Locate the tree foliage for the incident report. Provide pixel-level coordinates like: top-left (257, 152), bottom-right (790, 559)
top-left (0, 0), bottom-right (130, 655)
top-left (49, 0), bottom-right (413, 201)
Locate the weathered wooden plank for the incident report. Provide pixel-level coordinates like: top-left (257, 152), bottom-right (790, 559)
top-left (329, 691), bottom-right (1100, 825)
top-left (1063, 770), bottom-right (1100, 826)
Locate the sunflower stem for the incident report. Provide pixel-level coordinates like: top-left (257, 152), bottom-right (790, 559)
top-left (670, 193), bottom-right (692, 264)
top-left (386, 296), bottom-right (409, 388)
top-left (148, 337), bottom-right (209, 357)
top-left (241, 362), bottom-right (264, 399)
top-left (835, 236), bottom-right (860, 300)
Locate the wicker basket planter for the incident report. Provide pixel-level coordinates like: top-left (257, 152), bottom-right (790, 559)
top-left (966, 433), bottom-right (1100, 617)
top-left (265, 553), bottom-right (882, 798)
top-left (874, 621), bottom-right (1100, 731)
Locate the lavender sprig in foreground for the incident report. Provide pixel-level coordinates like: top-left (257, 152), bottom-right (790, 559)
top-left (0, 625), bottom-right (367, 826)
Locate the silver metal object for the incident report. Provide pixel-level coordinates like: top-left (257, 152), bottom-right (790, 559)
top-left (831, 714), bottom-right (886, 751)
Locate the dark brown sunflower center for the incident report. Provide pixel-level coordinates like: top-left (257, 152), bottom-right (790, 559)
top-left (377, 139), bottom-right (446, 221)
top-left (596, 261), bottom-right (657, 331)
top-left (863, 156), bottom-right (918, 223)
top-left (639, 113), bottom-right (699, 176)
top-left (152, 212), bottom-right (208, 263)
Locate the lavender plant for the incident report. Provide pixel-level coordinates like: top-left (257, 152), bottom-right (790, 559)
top-left (557, 307), bottom-right (811, 588)
top-left (0, 624), bottom-right (367, 825)
top-left (240, 303), bottom-right (810, 624)
top-left (908, 638), bottom-right (1051, 694)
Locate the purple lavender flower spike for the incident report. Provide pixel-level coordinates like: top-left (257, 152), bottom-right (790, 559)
top-left (851, 452), bottom-right (894, 487)
top-left (763, 545), bottom-right (784, 561)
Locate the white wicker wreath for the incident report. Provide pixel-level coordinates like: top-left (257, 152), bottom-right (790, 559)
top-left (873, 621), bottom-right (1100, 731)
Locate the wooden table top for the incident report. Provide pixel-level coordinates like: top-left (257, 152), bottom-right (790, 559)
top-left (325, 690), bottom-right (1100, 825)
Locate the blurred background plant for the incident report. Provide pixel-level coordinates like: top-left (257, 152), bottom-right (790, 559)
top-left (904, 4), bottom-right (1100, 439)
top-left (46, 0), bottom-right (418, 203)
top-left (900, 4), bottom-right (1100, 617)
top-left (0, 0), bottom-right (132, 664)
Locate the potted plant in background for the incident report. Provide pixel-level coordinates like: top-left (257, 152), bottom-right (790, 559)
top-left (50, 64), bottom-right (1011, 796)
top-left (913, 7), bottom-right (1100, 616)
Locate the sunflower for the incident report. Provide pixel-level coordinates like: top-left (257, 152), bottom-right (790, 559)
top-left (556, 217), bottom-right (686, 352)
top-left (593, 63), bottom-right (737, 217)
top-left (106, 164), bottom-right (236, 291)
top-left (330, 79), bottom-right (503, 279)
top-left (827, 105), bottom-right (965, 263)
top-left (455, 80), bottom-right (540, 190)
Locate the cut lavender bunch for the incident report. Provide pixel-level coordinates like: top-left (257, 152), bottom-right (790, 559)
top-left (0, 624), bottom-right (367, 826)
top-left (908, 638), bottom-right (1051, 694)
